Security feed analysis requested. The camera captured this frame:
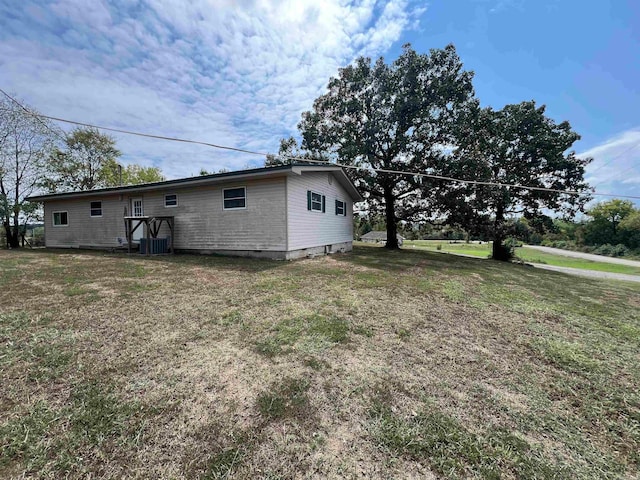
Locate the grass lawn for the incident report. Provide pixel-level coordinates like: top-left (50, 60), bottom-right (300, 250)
top-left (403, 240), bottom-right (492, 258)
top-left (403, 240), bottom-right (640, 276)
top-left (1, 246), bottom-right (639, 479)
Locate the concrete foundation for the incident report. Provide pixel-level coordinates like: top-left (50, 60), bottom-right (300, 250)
top-left (177, 241), bottom-right (353, 260)
top-left (46, 241), bottom-right (354, 261)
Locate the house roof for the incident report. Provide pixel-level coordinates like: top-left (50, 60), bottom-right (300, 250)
top-left (361, 231), bottom-right (404, 241)
top-left (26, 163), bottom-right (363, 203)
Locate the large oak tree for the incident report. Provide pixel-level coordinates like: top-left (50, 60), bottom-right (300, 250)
top-left (298, 44), bottom-right (475, 248)
top-left (431, 101), bottom-right (592, 260)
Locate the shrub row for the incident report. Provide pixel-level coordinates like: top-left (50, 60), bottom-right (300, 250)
top-left (540, 240), bottom-right (640, 258)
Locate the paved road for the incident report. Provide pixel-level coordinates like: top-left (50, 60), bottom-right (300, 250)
top-left (425, 245), bottom-right (640, 282)
top-left (525, 245), bottom-right (640, 267)
top-left (530, 263), bottom-right (640, 283)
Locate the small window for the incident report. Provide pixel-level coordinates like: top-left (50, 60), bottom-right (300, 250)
top-left (335, 199), bottom-right (346, 216)
top-left (307, 191), bottom-right (325, 212)
top-left (223, 187), bottom-right (246, 209)
top-left (53, 211), bottom-right (68, 226)
top-left (165, 194), bottom-right (178, 207)
top-left (90, 201), bottom-right (102, 217)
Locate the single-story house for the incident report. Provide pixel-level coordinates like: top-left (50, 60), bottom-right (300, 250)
top-left (27, 163), bottom-right (362, 260)
top-left (360, 231), bottom-right (404, 246)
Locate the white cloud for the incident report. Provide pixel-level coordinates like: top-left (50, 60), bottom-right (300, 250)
top-left (621, 174), bottom-right (640, 185)
top-left (580, 129), bottom-right (640, 186)
top-left (578, 128), bottom-right (640, 204)
top-left (0, 0), bottom-right (423, 178)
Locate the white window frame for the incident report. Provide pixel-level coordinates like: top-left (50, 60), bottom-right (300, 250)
top-left (164, 194), bottom-right (178, 208)
top-left (222, 186), bottom-right (247, 210)
top-left (336, 199), bottom-right (346, 216)
top-left (52, 211), bottom-right (69, 227)
top-left (310, 191), bottom-right (323, 212)
top-left (90, 201), bottom-right (102, 217)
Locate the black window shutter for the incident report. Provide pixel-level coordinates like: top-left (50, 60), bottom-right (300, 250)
top-left (322, 195), bottom-right (326, 213)
top-left (343, 203), bottom-right (347, 216)
top-left (335, 199), bottom-right (339, 215)
top-left (307, 190), bottom-right (311, 210)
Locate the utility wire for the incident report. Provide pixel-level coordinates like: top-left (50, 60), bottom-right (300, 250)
top-left (0, 87), bottom-right (261, 156)
top-left (2, 87), bottom-right (639, 200)
top-left (592, 151), bottom-right (640, 188)
top-left (587, 142), bottom-right (640, 178)
top-left (0, 88), bottom-right (67, 143)
top-left (593, 162), bottom-right (640, 189)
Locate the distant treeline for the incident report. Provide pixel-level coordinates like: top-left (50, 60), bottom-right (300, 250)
top-left (355, 198), bottom-right (640, 259)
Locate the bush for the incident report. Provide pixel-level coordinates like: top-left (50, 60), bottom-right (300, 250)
top-left (492, 242), bottom-right (514, 261)
top-left (540, 240), bottom-right (575, 250)
top-left (504, 237), bottom-right (523, 248)
top-left (590, 244), bottom-right (628, 257)
top-left (593, 244), bottom-right (614, 256)
top-left (612, 244), bottom-right (630, 257)
top-left (540, 236), bottom-right (638, 259)
top-left (528, 232), bottom-right (543, 245)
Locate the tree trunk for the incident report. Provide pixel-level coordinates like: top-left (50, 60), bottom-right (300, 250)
top-left (492, 235), bottom-right (510, 261)
top-left (4, 222), bottom-right (18, 249)
top-left (9, 211), bottom-right (20, 248)
top-left (384, 184), bottom-right (399, 250)
top-left (491, 201), bottom-right (510, 261)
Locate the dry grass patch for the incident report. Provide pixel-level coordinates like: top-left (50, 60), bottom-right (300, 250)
top-left (0, 246), bottom-right (638, 478)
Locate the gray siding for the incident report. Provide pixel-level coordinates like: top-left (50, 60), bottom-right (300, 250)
top-left (45, 194), bottom-right (125, 248)
top-left (44, 177), bottom-right (287, 251)
top-left (286, 172), bottom-right (354, 250)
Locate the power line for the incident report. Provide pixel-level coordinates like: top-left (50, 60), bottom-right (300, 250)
top-left (587, 142), bottom-right (640, 178)
top-left (0, 86), bottom-right (260, 156)
top-left (2, 87), bottom-right (640, 200)
top-left (593, 154), bottom-right (640, 188)
top-left (593, 161), bottom-right (640, 189)
top-left (0, 88), bottom-right (67, 143)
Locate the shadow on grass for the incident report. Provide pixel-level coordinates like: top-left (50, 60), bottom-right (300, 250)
top-left (339, 245), bottom-right (516, 276)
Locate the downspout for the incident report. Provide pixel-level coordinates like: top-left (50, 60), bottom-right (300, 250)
top-left (284, 175), bottom-right (289, 254)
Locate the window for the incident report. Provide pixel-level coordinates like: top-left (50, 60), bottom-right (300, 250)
top-left (53, 211), bottom-right (68, 226)
top-left (90, 201), bottom-right (102, 217)
top-left (223, 187), bottom-right (246, 209)
top-left (307, 191), bottom-right (325, 212)
top-left (165, 194), bottom-right (178, 207)
top-left (335, 199), bottom-right (346, 216)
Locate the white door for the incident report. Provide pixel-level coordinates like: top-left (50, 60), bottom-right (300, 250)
top-left (131, 198), bottom-right (144, 241)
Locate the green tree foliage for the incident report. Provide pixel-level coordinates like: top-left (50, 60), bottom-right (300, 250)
top-left (44, 127), bottom-right (121, 192)
top-left (0, 96), bottom-right (57, 248)
top-left (353, 215), bottom-right (372, 239)
top-left (45, 127), bottom-right (164, 189)
top-left (265, 137), bottom-right (328, 166)
top-left (101, 160), bottom-right (164, 186)
top-left (200, 168), bottom-right (230, 176)
top-left (431, 102), bottom-right (592, 260)
top-left (584, 199), bottom-right (635, 245)
top-left (298, 44), bottom-right (475, 249)
top-left (620, 211), bottom-right (640, 249)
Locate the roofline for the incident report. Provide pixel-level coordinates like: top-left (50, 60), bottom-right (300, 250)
top-left (26, 163), bottom-right (363, 203)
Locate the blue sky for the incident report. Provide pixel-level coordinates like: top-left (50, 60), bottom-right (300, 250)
top-left (0, 0), bottom-right (638, 201)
